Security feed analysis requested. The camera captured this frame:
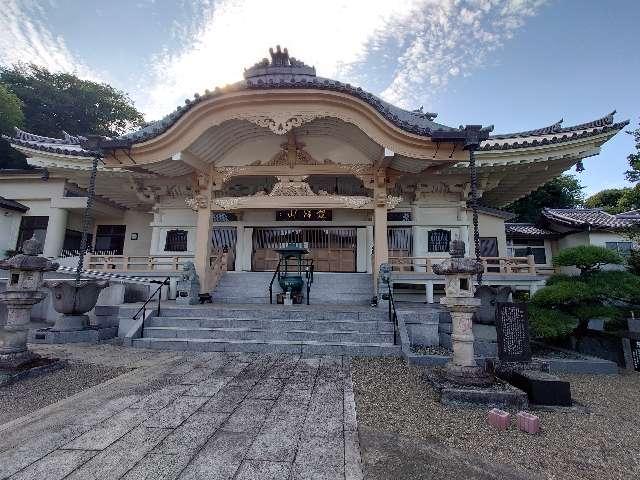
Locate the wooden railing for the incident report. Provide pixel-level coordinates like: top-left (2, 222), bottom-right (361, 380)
top-left (86, 254), bottom-right (196, 271)
top-left (389, 255), bottom-right (540, 275)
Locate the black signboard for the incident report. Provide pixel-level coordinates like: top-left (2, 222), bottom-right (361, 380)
top-left (495, 302), bottom-right (532, 363)
top-left (428, 229), bottom-right (451, 252)
top-left (275, 209), bottom-right (332, 221)
top-left (387, 211), bottom-right (412, 222)
top-left (631, 339), bottom-right (640, 372)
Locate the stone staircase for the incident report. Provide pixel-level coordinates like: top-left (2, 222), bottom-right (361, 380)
top-left (128, 304), bottom-right (400, 356)
top-left (211, 272), bottom-right (374, 305)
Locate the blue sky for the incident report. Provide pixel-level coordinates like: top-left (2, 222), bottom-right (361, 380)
top-left (1, 0), bottom-right (638, 196)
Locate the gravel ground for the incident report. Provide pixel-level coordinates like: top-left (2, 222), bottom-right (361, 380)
top-left (352, 357), bottom-right (640, 480)
top-left (0, 362), bottom-right (130, 424)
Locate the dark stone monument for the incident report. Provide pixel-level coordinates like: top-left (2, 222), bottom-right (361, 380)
top-left (510, 370), bottom-right (572, 407)
top-left (495, 302), bottom-right (532, 363)
top-left (491, 302), bottom-right (572, 407)
top-left (630, 339), bottom-right (640, 372)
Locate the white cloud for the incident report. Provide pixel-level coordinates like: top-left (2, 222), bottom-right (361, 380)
top-left (0, 0), bottom-right (98, 80)
top-left (139, 0), bottom-right (407, 119)
top-left (140, 0), bottom-right (547, 119)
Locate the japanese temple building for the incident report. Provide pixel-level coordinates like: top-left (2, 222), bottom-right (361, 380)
top-left (0, 47), bottom-right (629, 302)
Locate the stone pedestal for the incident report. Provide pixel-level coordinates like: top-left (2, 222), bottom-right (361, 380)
top-left (0, 236), bottom-right (59, 370)
top-left (0, 291), bottom-right (47, 368)
top-left (441, 296), bottom-right (493, 386)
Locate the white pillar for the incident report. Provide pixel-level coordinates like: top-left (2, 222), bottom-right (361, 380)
top-left (356, 228), bottom-right (368, 272)
top-left (242, 227), bottom-right (253, 271)
top-left (366, 226), bottom-right (374, 274)
top-left (425, 281), bottom-right (434, 304)
top-left (43, 208), bottom-right (68, 258)
top-left (234, 226), bottom-right (244, 271)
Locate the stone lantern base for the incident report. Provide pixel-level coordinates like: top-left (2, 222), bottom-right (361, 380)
top-left (0, 290), bottom-right (47, 370)
top-left (440, 296), bottom-right (494, 387)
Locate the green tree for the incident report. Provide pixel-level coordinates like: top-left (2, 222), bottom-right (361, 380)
top-left (0, 64), bottom-right (144, 138)
top-left (530, 246), bottom-right (640, 337)
top-left (552, 245), bottom-right (623, 275)
top-left (504, 174), bottom-right (584, 222)
top-left (0, 83), bottom-right (28, 169)
top-left (626, 119), bottom-right (640, 182)
top-left (0, 83), bottom-right (24, 134)
top-left (585, 186), bottom-right (640, 214)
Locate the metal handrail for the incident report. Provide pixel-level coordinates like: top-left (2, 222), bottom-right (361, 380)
top-left (269, 258), bottom-right (283, 304)
top-left (385, 282), bottom-right (399, 345)
top-left (304, 260), bottom-right (314, 305)
top-left (132, 276), bottom-right (170, 321)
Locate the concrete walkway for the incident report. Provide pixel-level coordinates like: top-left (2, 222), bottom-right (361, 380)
top-left (0, 351), bottom-right (363, 480)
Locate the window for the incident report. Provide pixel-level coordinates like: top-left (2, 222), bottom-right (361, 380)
top-left (16, 216), bottom-right (49, 253)
top-left (507, 239), bottom-right (547, 264)
top-left (94, 225), bottom-right (126, 254)
top-left (606, 241), bottom-right (632, 256)
top-left (388, 227), bottom-right (413, 256)
top-left (165, 230), bottom-right (188, 252)
top-left (479, 237), bottom-right (499, 257)
top-left (62, 229), bottom-right (93, 256)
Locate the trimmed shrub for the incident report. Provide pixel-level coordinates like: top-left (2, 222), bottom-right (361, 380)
top-left (552, 245), bottom-right (623, 275)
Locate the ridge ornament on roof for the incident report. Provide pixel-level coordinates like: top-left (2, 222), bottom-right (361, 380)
top-left (244, 45), bottom-right (316, 78)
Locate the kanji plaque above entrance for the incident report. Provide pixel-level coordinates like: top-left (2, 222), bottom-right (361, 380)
top-left (275, 209), bottom-right (332, 221)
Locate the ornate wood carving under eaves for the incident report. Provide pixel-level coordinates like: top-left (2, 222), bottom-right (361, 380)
top-left (267, 176), bottom-right (316, 196)
top-left (212, 198), bottom-right (240, 210)
top-left (215, 167), bottom-right (247, 185)
top-left (236, 112), bottom-right (320, 135)
top-left (185, 195), bottom-right (209, 211)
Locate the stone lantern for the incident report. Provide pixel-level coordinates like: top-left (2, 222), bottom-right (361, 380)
top-left (0, 236), bottom-right (59, 369)
top-left (433, 239), bottom-right (492, 386)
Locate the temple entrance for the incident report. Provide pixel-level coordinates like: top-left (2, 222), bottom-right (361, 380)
top-left (212, 227), bottom-right (237, 271)
top-left (388, 226), bottom-right (413, 259)
top-left (252, 227), bottom-right (357, 272)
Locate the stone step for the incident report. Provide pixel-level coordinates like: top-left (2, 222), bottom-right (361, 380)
top-left (146, 316), bottom-right (393, 333)
top-left (210, 272), bottom-right (373, 305)
top-left (143, 326), bottom-right (394, 344)
top-left (132, 337), bottom-right (401, 356)
top-left (151, 306), bottom-right (388, 322)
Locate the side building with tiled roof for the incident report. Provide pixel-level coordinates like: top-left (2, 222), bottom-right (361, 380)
top-left (506, 208), bottom-right (637, 272)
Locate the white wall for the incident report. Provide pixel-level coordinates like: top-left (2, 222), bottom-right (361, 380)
top-left (94, 210), bottom-right (153, 257)
top-left (0, 207), bottom-right (23, 257)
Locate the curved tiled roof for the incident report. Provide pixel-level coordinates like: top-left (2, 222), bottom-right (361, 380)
top-left (505, 223), bottom-right (557, 238)
top-left (489, 111), bottom-right (618, 140)
top-left (4, 47), bottom-right (627, 162)
top-left (478, 121), bottom-right (628, 152)
top-left (542, 208), bottom-right (632, 229)
top-left (2, 127), bottom-right (96, 157)
top-left (114, 46), bottom-right (459, 145)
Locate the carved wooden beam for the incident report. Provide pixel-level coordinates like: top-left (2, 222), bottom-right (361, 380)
top-left (172, 150), bottom-right (210, 174)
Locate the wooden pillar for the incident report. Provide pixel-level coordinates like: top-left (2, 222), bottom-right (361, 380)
top-left (193, 174), bottom-right (213, 292)
top-left (373, 172), bottom-right (388, 281)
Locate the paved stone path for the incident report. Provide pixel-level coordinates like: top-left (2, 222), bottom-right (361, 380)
top-left (0, 351), bottom-right (363, 480)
